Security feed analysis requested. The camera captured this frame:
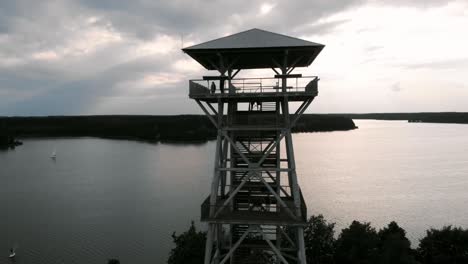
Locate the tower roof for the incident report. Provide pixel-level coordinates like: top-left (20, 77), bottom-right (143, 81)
top-left (182, 28), bottom-right (324, 70)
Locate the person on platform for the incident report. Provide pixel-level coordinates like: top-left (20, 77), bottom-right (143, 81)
top-left (210, 82), bottom-right (216, 94)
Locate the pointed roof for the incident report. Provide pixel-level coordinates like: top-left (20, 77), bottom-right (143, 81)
top-left (183, 28), bottom-right (323, 50)
top-left (182, 28), bottom-right (324, 70)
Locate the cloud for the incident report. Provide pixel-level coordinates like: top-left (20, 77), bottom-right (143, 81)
top-left (391, 82), bottom-right (402, 92)
top-left (403, 58), bottom-right (468, 70)
top-left (1, 0), bottom-right (369, 115)
top-left (1, 0), bottom-right (468, 115)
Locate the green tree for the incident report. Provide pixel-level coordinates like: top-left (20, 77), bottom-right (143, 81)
top-left (335, 221), bottom-right (379, 264)
top-left (303, 215), bottom-right (336, 264)
top-left (168, 221), bottom-right (206, 264)
top-left (417, 225), bottom-right (468, 264)
top-left (377, 221), bottom-right (417, 264)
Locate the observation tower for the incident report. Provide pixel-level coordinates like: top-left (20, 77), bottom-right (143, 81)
top-left (183, 28), bottom-right (324, 264)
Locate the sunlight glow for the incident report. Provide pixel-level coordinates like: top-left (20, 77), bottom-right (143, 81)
top-left (259, 3), bottom-right (275, 15)
top-left (298, 1), bottom-right (468, 112)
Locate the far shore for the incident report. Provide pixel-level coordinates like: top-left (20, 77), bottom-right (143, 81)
top-left (0, 114), bottom-right (357, 146)
top-left (4, 112), bottom-right (465, 148)
top-left (332, 112), bottom-right (468, 124)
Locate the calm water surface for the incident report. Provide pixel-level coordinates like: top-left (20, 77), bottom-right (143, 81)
top-left (1, 120), bottom-right (468, 263)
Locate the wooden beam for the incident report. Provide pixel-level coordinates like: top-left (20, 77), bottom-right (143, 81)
top-left (265, 171), bottom-right (291, 197)
top-left (286, 56), bottom-right (304, 74)
top-left (274, 74), bottom-right (302, 79)
top-left (271, 67), bottom-right (280, 75)
top-left (219, 227), bottom-right (252, 264)
top-left (279, 227), bottom-right (296, 248)
top-left (214, 172), bottom-right (254, 217)
top-left (206, 58), bottom-right (221, 72)
top-left (231, 69), bottom-right (241, 79)
top-left (217, 168), bottom-right (292, 172)
top-left (254, 173), bottom-right (297, 220)
top-left (272, 58), bottom-right (282, 69)
top-left (290, 98), bottom-right (313, 128)
top-left (206, 102), bottom-right (218, 117)
top-left (256, 132), bottom-right (286, 166)
top-left (195, 100), bottom-right (218, 129)
top-left (257, 226), bottom-right (290, 264)
top-left (203, 76), bottom-right (229, 81)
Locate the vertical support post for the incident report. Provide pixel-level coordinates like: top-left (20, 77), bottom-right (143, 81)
top-left (276, 100), bottom-right (282, 263)
top-left (220, 138), bottom-right (229, 197)
top-left (209, 100), bottom-right (224, 216)
top-left (204, 225), bottom-right (214, 264)
top-left (215, 224), bottom-right (223, 264)
top-left (218, 53), bottom-right (226, 94)
top-left (206, 99), bottom-right (224, 264)
top-left (228, 68), bottom-right (234, 94)
top-left (297, 227), bottom-right (307, 264)
top-left (226, 99), bottom-right (235, 264)
top-left (281, 50), bottom-right (307, 264)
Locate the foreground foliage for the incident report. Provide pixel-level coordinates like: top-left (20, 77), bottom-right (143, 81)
top-left (168, 221), bottom-right (206, 264)
top-left (169, 217), bottom-right (468, 264)
top-left (418, 226), bottom-right (468, 264)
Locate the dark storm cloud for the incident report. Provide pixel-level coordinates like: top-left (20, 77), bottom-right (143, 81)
top-left (0, 46), bottom-right (182, 115)
top-left (75, 0), bottom-right (369, 40)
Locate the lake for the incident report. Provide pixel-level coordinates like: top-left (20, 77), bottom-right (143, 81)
top-left (1, 120), bottom-right (468, 264)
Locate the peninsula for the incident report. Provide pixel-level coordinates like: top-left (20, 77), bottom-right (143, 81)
top-left (0, 114), bottom-right (357, 143)
top-left (336, 112), bottom-right (468, 124)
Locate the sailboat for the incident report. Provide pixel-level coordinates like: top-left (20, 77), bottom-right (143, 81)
top-left (51, 149), bottom-right (57, 159)
top-left (9, 248), bottom-right (15, 258)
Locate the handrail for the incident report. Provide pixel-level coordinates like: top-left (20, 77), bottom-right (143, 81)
top-left (191, 75), bottom-right (318, 81)
top-left (189, 76), bottom-right (318, 96)
top-left (201, 194), bottom-right (306, 223)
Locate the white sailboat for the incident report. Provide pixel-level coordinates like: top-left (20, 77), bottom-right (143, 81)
top-left (9, 248), bottom-right (15, 258)
top-left (51, 149), bottom-right (57, 159)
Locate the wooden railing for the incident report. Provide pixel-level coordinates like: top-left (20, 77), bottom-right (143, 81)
top-left (201, 192), bottom-right (307, 223)
top-left (189, 76), bottom-right (318, 96)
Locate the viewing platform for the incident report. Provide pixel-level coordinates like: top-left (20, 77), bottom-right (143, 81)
top-left (189, 76), bottom-right (318, 102)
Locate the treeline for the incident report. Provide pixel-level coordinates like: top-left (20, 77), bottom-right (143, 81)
top-left (0, 115), bottom-right (215, 142)
top-left (0, 121), bottom-right (22, 149)
top-left (293, 114), bottom-right (357, 132)
top-left (0, 115), bottom-right (356, 143)
top-left (334, 112), bottom-right (468, 124)
top-left (168, 216), bottom-right (468, 264)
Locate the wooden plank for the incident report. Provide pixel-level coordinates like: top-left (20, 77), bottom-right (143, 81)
top-left (274, 74), bottom-right (302, 78)
top-left (203, 76), bottom-right (229, 80)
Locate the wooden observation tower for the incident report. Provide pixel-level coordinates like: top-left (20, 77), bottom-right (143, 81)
top-left (183, 28), bottom-right (324, 264)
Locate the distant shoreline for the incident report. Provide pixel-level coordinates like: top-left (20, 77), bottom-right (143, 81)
top-left (330, 112), bottom-right (468, 124)
top-left (0, 114), bottom-right (357, 145)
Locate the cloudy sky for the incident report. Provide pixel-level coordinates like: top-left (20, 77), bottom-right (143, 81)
top-left (1, 0), bottom-right (467, 115)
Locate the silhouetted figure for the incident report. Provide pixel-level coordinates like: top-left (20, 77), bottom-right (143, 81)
top-left (210, 82), bottom-right (216, 94)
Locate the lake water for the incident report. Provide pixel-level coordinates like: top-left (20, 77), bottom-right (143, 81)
top-left (1, 120), bottom-right (468, 264)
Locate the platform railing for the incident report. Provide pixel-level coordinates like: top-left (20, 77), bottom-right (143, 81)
top-left (200, 193), bottom-right (307, 223)
top-left (189, 76), bottom-right (318, 96)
